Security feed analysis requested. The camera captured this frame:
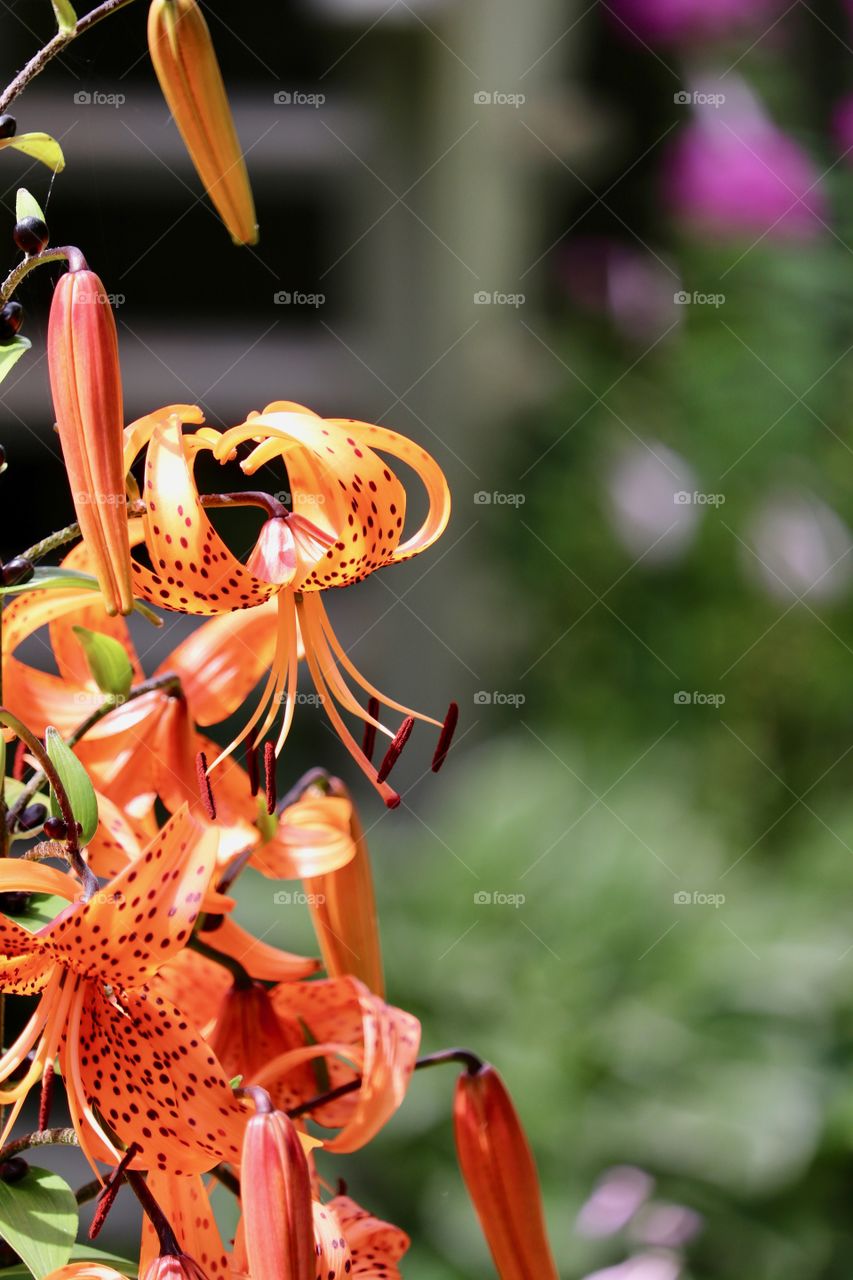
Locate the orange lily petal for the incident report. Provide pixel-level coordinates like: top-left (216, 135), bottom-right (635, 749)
top-left (328, 1195), bottom-right (410, 1277)
top-left (139, 1171), bottom-right (228, 1279)
top-left (250, 792), bottom-right (355, 880)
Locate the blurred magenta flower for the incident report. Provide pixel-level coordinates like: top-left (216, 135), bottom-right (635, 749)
top-left (608, 0), bottom-right (783, 44)
top-left (665, 80), bottom-right (827, 239)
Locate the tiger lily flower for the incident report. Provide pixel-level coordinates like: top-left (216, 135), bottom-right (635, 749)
top-left (138, 1170), bottom-right (228, 1279)
top-left (148, 0), bottom-right (258, 245)
top-left (252, 780), bottom-right (384, 995)
top-left (453, 1062), bottom-right (559, 1280)
top-left (126, 402), bottom-right (453, 803)
top-left (316, 1195), bottom-right (410, 1278)
top-left (239, 1092), bottom-right (315, 1280)
top-left (0, 804), bottom-right (245, 1174)
top-left (251, 974), bottom-right (420, 1152)
top-left (47, 257), bottom-right (133, 617)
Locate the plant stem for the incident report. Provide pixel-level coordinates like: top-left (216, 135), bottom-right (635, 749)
top-left (286, 1047), bottom-right (484, 1119)
top-left (0, 248), bottom-right (70, 304)
top-left (126, 1170), bottom-right (181, 1258)
top-left (209, 1163), bottom-right (240, 1198)
top-left (188, 934), bottom-right (253, 989)
top-left (18, 520), bottom-right (84, 565)
top-left (0, 1127), bottom-right (77, 1163)
top-left (0, 0), bottom-right (140, 115)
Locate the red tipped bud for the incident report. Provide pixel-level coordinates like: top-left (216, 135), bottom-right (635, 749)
top-left (240, 1099), bottom-right (314, 1280)
top-left (47, 266), bottom-right (132, 616)
top-left (147, 0), bottom-right (258, 245)
top-left (453, 1063), bottom-right (559, 1280)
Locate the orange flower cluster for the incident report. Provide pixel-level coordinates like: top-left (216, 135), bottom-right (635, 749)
top-left (0, 157), bottom-right (558, 1277)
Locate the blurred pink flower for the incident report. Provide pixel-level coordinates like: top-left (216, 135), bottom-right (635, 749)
top-left (562, 237), bottom-right (682, 343)
top-left (664, 81), bottom-right (827, 239)
top-left (608, 0), bottom-right (782, 44)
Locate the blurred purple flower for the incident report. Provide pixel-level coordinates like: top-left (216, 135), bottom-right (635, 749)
top-left (608, 0), bottom-right (783, 44)
top-left (576, 1165), bottom-right (655, 1238)
top-left (583, 1251), bottom-right (682, 1280)
top-left (664, 80), bottom-right (827, 239)
top-left (562, 238), bottom-right (682, 343)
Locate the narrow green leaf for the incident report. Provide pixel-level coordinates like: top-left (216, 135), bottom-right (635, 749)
top-left (44, 726), bottom-right (98, 844)
top-left (0, 1165), bottom-right (77, 1278)
top-left (0, 337), bottom-right (30, 390)
top-left (0, 568), bottom-right (97, 596)
top-left (0, 134), bottom-right (65, 174)
top-left (68, 1244), bottom-right (137, 1274)
top-left (50, 0), bottom-right (77, 35)
top-left (12, 894), bottom-right (68, 931)
top-left (72, 626), bottom-right (133, 700)
top-left (15, 189), bottom-right (45, 223)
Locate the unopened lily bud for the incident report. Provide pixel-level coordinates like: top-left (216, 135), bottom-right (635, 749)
top-left (147, 0), bottom-right (258, 245)
top-left (142, 1255), bottom-right (211, 1280)
top-left (47, 263), bottom-right (133, 616)
top-left (240, 1092), bottom-right (314, 1280)
top-left (453, 1062), bottom-right (559, 1280)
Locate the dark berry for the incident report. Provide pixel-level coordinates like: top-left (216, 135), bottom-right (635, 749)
top-left (1, 556), bottom-right (32, 587)
top-left (0, 1159), bottom-right (28, 1184)
top-left (16, 803), bottom-right (47, 832)
top-left (13, 216), bottom-right (48, 256)
top-left (0, 116), bottom-right (16, 140)
top-left (0, 301), bottom-right (22, 343)
top-left (0, 891), bottom-right (29, 914)
top-left (43, 815), bottom-right (67, 840)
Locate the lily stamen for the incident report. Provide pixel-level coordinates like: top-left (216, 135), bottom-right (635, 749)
top-left (195, 749), bottom-right (216, 820)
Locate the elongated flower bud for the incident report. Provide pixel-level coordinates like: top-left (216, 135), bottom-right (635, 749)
top-left (147, 0), bottom-right (258, 245)
top-left (453, 1063), bottom-right (559, 1280)
top-left (142, 1256), bottom-right (211, 1280)
top-left (240, 1094), bottom-right (314, 1280)
top-left (47, 264), bottom-right (133, 617)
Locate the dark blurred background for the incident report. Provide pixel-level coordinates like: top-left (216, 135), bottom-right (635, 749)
top-left (5, 0), bottom-right (853, 1276)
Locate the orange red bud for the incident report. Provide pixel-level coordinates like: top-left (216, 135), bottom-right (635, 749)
top-left (142, 1256), bottom-right (211, 1280)
top-left (453, 1063), bottom-right (559, 1280)
top-left (47, 265), bottom-right (133, 617)
top-left (147, 0), bottom-right (258, 245)
top-left (240, 1098), bottom-right (315, 1280)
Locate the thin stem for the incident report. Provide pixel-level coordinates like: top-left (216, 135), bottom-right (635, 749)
top-left (188, 934), bottom-right (253, 989)
top-left (201, 492), bottom-right (289, 520)
top-left (126, 1170), bottom-right (181, 1258)
top-left (286, 1047), bottom-right (485, 1119)
top-left (75, 1178), bottom-right (102, 1207)
top-left (209, 1163), bottom-right (240, 1198)
top-left (0, 0), bottom-right (140, 115)
top-left (0, 1127), bottom-right (77, 1163)
top-left (0, 248), bottom-right (72, 304)
top-left (18, 520), bottom-right (84, 566)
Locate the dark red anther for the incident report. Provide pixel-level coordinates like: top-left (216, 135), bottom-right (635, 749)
top-left (376, 716), bottom-right (415, 784)
top-left (264, 741), bottom-right (276, 815)
top-left (16, 804), bottom-right (46, 832)
top-left (196, 751), bottom-right (216, 821)
top-left (89, 1143), bottom-right (139, 1239)
top-left (246, 730), bottom-right (259, 798)
top-left (43, 815), bottom-right (67, 840)
top-left (384, 789), bottom-right (401, 810)
top-left (361, 696), bottom-right (380, 763)
top-left (12, 739), bottom-right (26, 781)
top-left (1, 556), bottom-right (33, 586)
top-left (38, 1063), bottom-right (54, 1131)
top-left (431, 701), bottom-right (459, 772)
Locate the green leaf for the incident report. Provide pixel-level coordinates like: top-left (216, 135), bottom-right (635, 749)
top-left (50, 0), bottom-right (77, 35)
top-left (0, 568), bottom-right (96, 597)
top-left (72, 626), bottom-right (133, 700)
top-left (0, 134), bottom-right (65, 174)
top-left (0, 337), bottom-right (30, 391)
top-left (0, 1165), bottom-right (77, 1278)
top-left (44, 726), bottom-right (98, 845)
top-left (12, 894), bottom-right (68, 930)
top-left (68, 1243), bottom-right (136, 1274)
top-left (15, 189), bottom-right (45, 223)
